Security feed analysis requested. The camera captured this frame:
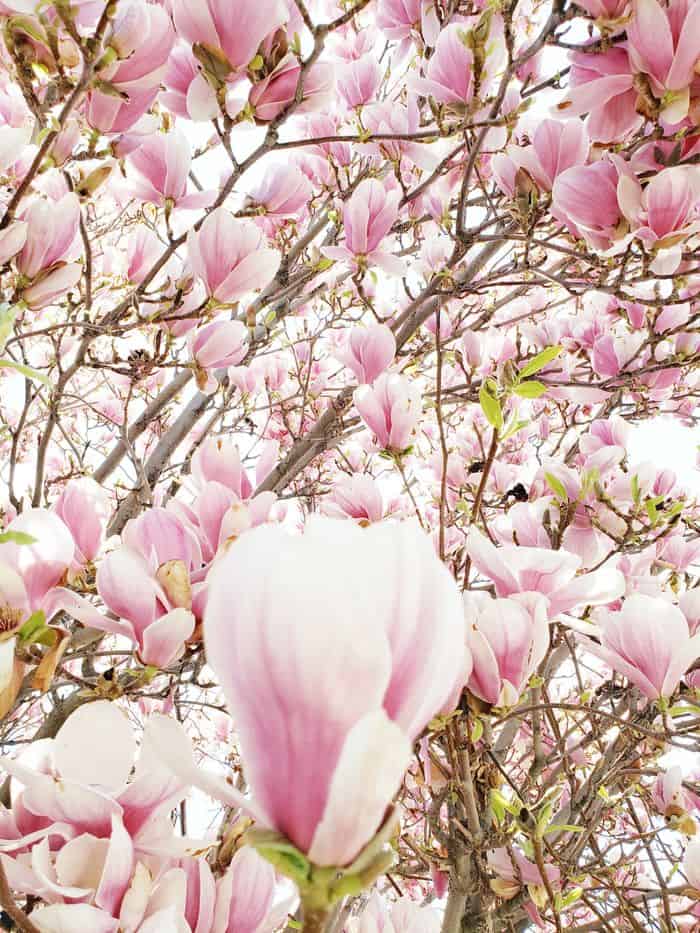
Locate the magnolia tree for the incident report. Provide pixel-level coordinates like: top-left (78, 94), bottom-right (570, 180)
top-left (0, 0), bottom-right (699, 930)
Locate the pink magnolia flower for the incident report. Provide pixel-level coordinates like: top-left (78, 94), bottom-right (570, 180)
top-left (22, 262), bottom-right (83, 310)
top-left (127, 129), bottom-right (215, 210)
top-left (86, 86), bottom-right (160, 135)
top-left (377, 0), bottom-right (439, 42)
top-left (347, 891), bottom-right (441, 933)
top-left (362, 99), bottom-right (438, 171)
top-left (552, 159), bottom-right (625, 250)
top-left (488, 846), bottom-right (560, 898)
top-left (172, 0), bottom-right (288, 75)
top-left (411, 23), bottom-right (474, 106)
top-left (617, 165), bottom-right (700, 272)
top-left (652, 765), bottom-right (700, 820)
top-left (492, 119), bottom-right (589, 195)
top-left (101, 0), bottom-right (174, 92)
top-left (0, 699), bottom-right (183, 847)
top-left (627, 0), bottom-right (700, 123)
top-left (151, 518), bottom-right (468, 867)
top-left (575, 0), bottom-right (629, 19)
top-left (190, 319), bottom-right (249, 390)
top-left (564, 47), bottom-right (642, 143)
top-left (336, 323), bottom-right (396, 385)
top-left (245, 163), bottom-right (311, 223)
top-left (337, 53), bottom-right (382, 109)
top-left (354, 373), bottom-right (422, 452)
top-left (464, 527), bottom-right (625, 618)
top-left (0, 508), bottom-right (75, 612)
top-left (464, 592), bottom-right (550, 707)
top-left (95, 509), bottom-right (200, 668)
top-left (0, 221), bottom-right (27, 266)
top-left (323, 178), bottom-right (403, 275)
top-left (321, 474), bottom-right (391, 524)
top-left (126, 227), bottom-right (163, 284)
top-left (187, 209), bottom-right (281, 304)
top-left (17, 192), bottom-right (80, 279)
top-left (53, 477), bottom-right (110, 571)
top-left (582, 594), bottom-right (700, 699)
top-left (191, 437), bottom-right (254, 497)
top-left (248, 56), bottom-right (335, 122)
top-left (213, 847), bottom-right (287, 933)
top-left (161, 44), bottom-right (219, 122)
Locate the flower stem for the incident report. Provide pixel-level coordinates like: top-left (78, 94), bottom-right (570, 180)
top-left (302, 903), bottom-right (332, 933)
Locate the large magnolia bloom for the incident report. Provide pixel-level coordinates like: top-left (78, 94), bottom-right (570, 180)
top-left (150, 518), bottom-right (469, 868)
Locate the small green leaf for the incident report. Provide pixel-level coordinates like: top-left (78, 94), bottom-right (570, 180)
top-left (17, 610), bottom-right (47, 644)
top-left (513, 380), bottom-right (547, 399)
top-left (519, 345), bottom-right (562, 379)
top-left (0, 304), bottom-right (18, 354)
top-left (557, 887), bottom-right (583, 910)
top-left (0, 359), bottom-right (49, 384)
top-left (479, 381), bottom-right (503, 429)
top-left (501, 418), bottom-right (530, 441)
top-left (469, 717), bottom-right (484, 744)
top-left (545, 824), bottom-right (584, 835)
top-left (544, 472), bottom-right (568, 502)
top-left (631, 473), bottom-right (640, 505)
top-left (0, 530), bottom-right (36, 546)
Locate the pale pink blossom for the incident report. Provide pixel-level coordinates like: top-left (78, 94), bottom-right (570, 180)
top-left (162, 44), bottom-right (219, 122)
top-left (337, 54), bottom-right (382, 109)
top-left (172, 0), bottom-right (288, 74)
top-left (354, 373), bottom-right (422, 451)
top-left (493, 119), bottom-right (589, 195)
top-left (95, 509), bottom-right (200, 668)
top-left (53, 477), bottom-right (110, 571)
top-left (627, 0), bottom-right (700, 123)
top-left (464, 592), bottom-right (550, 707)
top-left (552, 159), bottom-right (626, 250)
top-left (17, 193), bottom-right (80, 279)
top-left (582, 594), bottom-right (700, 699)
top-left (323, 179), bottom-right (403, 275)
top-left (411, 24), bottom-right (474, 105)
top-left (212, 847), bottom-right (282, 933)
top-left (565, 48), bottom-right (642, 143)
top-left (245, 163), bottom-right (311, 221)
top-left (321, 474), bottom-right (390, 524)
top-left (336, 323), bottom-right (396, 385)
top-left (150, 518), bottom-right (468, 867)
top-left (464, 527), bottom-right (625, 618)
top-left (248, 56), bottom-right (335, 122)
top-left (127, 129), bottom-right (214, 210)
top-left (190, 319), bottom-right (248, 372)
top-left (187, 209), bottom-right (281, 304)
top-left (617, 165), bottom-right (700, 272)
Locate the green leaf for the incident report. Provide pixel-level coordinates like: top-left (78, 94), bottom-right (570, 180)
top-left (545, 824), bottom-right (584, 835)
top-left (645, 495), bottom-right (665, 525)
top-left (469, 717), bottom-right (484, 744)
top-left (17, 610), bottom-right (47, 644)
top-left (0, 359), bottom-right (49, 385)
top-left (479, 380), bottom-right (503, 430)
top-left (519, 345), bottom-right (562, 379)
top-left (0, 530), bottom-right (36, 546)
top-left (544, 472), bottom-right (568, 502)
top-left (501, 418), bottom-right (530, 441)
top-left (668, 703), bottom-right (700, 717)
top-left (630, 474), bottom-right (640, 505)
top-left (513, 380), bottom-right (547, 399)
top-left (0, 303), bottom-right (18, 354)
